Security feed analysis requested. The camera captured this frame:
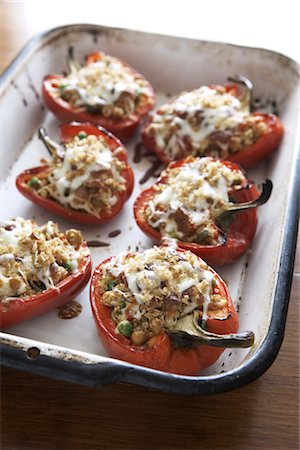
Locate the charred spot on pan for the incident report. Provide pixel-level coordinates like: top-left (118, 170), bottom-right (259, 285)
top-left (253, 96), bottom-right (280, 115)
top-left (57, 300), bottom-right (82, 320)
top-left (87, 240), bottom-right (110, 247)
top-left (133, 142), bottom-right (144, 163)
top-left (26, 73), bottom-right (40, 101)
top-left (27, 347), bottom-right (40, 359)
top-left (134, 142), bottom-right (154, 163)
top-left (89, 30), bottom-right (99, 43)
top-left (67, 45), bottom-right (74, 61)
top-left (139, 160), bottom-right (163, 184)
top-left (11, 81), bottom-right (28, 107)
top-left (108, 229), bottom-right (121, 238)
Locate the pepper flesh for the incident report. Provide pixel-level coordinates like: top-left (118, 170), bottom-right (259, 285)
top-left (16, 122), bottom-right (134, 225)
top-left (90, 251), bottom-right (239, 376)
top-left (0, 243), bottom-right (91, 329)
top-left (133, 158), bottom-right (259, 266)
top-left (42, 52), bottom-right (156, 141)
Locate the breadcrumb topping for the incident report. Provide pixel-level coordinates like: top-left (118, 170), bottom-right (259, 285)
top-left (145, 157), bottom-right (245, 244)
top-left (0, 218), bottom-right (89, 301)
top-left (98, 245), bottom-right (227, 346)
top-left (50, 53), bottom-right (154, 119)
top-left (144, 85), bottom-right (267, 159)
top-left (32, 133), bottom-right (126, 217)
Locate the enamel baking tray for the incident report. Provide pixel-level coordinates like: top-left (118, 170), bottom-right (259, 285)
top-left (0, 24), bottom-right (299, 395)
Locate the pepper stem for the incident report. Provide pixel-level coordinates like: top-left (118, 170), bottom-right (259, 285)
top-left (168, 312), bottom-right (254, 349)
top-left (38, 127), bottom-right (64, 159)
top-left (66, 49), bottom-right (81, 74)
top-left (227, 74), bottom-right (254, 112)
top-left (223, 179), bottom-right (273, 214)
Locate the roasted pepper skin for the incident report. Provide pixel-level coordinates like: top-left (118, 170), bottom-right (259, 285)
top-left (133, 158), bottom-right (259, 266)
top-left (0, 243), bottom-right (91, 329)
top-left (90, 251), bottom-right (238, 376)
top-left (42, 52), bottom-right (156, 141)
top-left (141, 84), bottom-right (284, 169)
top-left (16, 122), bottom-right (134, 225)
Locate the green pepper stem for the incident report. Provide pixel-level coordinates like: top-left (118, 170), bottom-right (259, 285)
top-left (223, 179), bottom-right (272, 214)
top-left (66, 53), bottom-right (81, 74)
top-left (168, 312), bottom-right (255, 349)
top-left (227, 74), bottom-right (254, 112)
top-left (38, 127), bottom-right (64, 159)
top-left (169, 329), bottom-right (255, 349)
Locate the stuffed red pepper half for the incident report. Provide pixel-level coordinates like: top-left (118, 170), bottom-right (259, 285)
top-left (16, 122), bottom-right (134, 225)
top-left (90, 243), bottom-right (254, 376)
top-left (134, 156), bottom-right (272, 266)
top-left (43, 51), bottom-right (156, 140)
top-left (0, 218), bottom-right (91, 329)
top-left (142, 76), bottom-right (283, 168)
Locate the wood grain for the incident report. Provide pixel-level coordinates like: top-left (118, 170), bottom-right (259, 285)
top-left (0, 4), bottom-right (299, 450)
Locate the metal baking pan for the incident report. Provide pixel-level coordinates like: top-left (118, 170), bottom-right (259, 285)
top-left (0, 24), bottom-right (299, 395)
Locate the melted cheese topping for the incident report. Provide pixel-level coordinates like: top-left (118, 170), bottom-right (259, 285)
top-left (145, 157), bottom-right (245, 242)
top-left (145, 85), bottom-right (265, 159)
top-left (38, 134), bottom-right (126, 217)
top-left (102, 245), bottom-right (216, 326)
top-left (0, 218), bottom-right (89, 301)
top-left (52, 53), bottom-right (154, 117)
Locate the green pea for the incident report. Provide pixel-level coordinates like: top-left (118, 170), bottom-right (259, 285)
top-left (212, 278), bottom-right (217, 288)
top-left (64, 260), bottom-right (76, 272)
top-left (59, 84), bottom-right (69, 91)
top-left (107, 280), bottom-right (117, 291)
top-left (78, 131), bottom-right (87, 139)
top-left (28, 177), bottom-right (41, 189)
top-left (117, 320), bottom-right (133, 338)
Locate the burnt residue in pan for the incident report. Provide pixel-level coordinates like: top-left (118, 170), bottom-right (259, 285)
top-left (108, 229), bottom-right (121, 238)
top-left (235, 252), bottom-right (251, 312)
top-left (253, 97), bottom-right (280, 116)
top-left (87, 240), bottom-right (110, 247)
top-left (67, 45), bottom-right (74, 61)
top-left (133, 141), bottom-right (164, 184)
top-left (139, 160), bottom-right (163, 184)
top-left (133, 141), bottom-right (156, 163)
top-left (26, 72), bottom-right (45, 111)
top-left (89, 30), bottom-right (99, 44)
top-left (11, 81), bottom-right (28, 107)
top-left (57, 300), bottom-right (82, 320)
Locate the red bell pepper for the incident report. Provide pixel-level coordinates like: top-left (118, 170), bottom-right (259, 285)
top-left (0, 243), bottom-right (91, 329)
top-left (134, 158), bottom-right (262, 266)
top-left (90, 247), bottom-right (250, 376)
top-left (42, 52), bottom-right (156, 141)
top-left (141, 83), bottom-right (283, 169)
top-left (16, 122), bottom-right (134, 225)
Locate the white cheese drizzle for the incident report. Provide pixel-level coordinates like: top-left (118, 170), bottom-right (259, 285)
top-left (45, 135), bottom-right (126, 215)
top-left (103, 246), bottom-right (215, 322)
top-left (148, 86), bottom-right (249, 158)
top-left (147, 157), bottom-right (244, 236)
top-left (56, 56), bottom-right (153, 108)
top-left (0, 218), bottom-right (88, 300)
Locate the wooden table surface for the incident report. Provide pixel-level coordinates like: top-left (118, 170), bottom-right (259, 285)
top-left (1, 3), bottom-right (299, 449)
